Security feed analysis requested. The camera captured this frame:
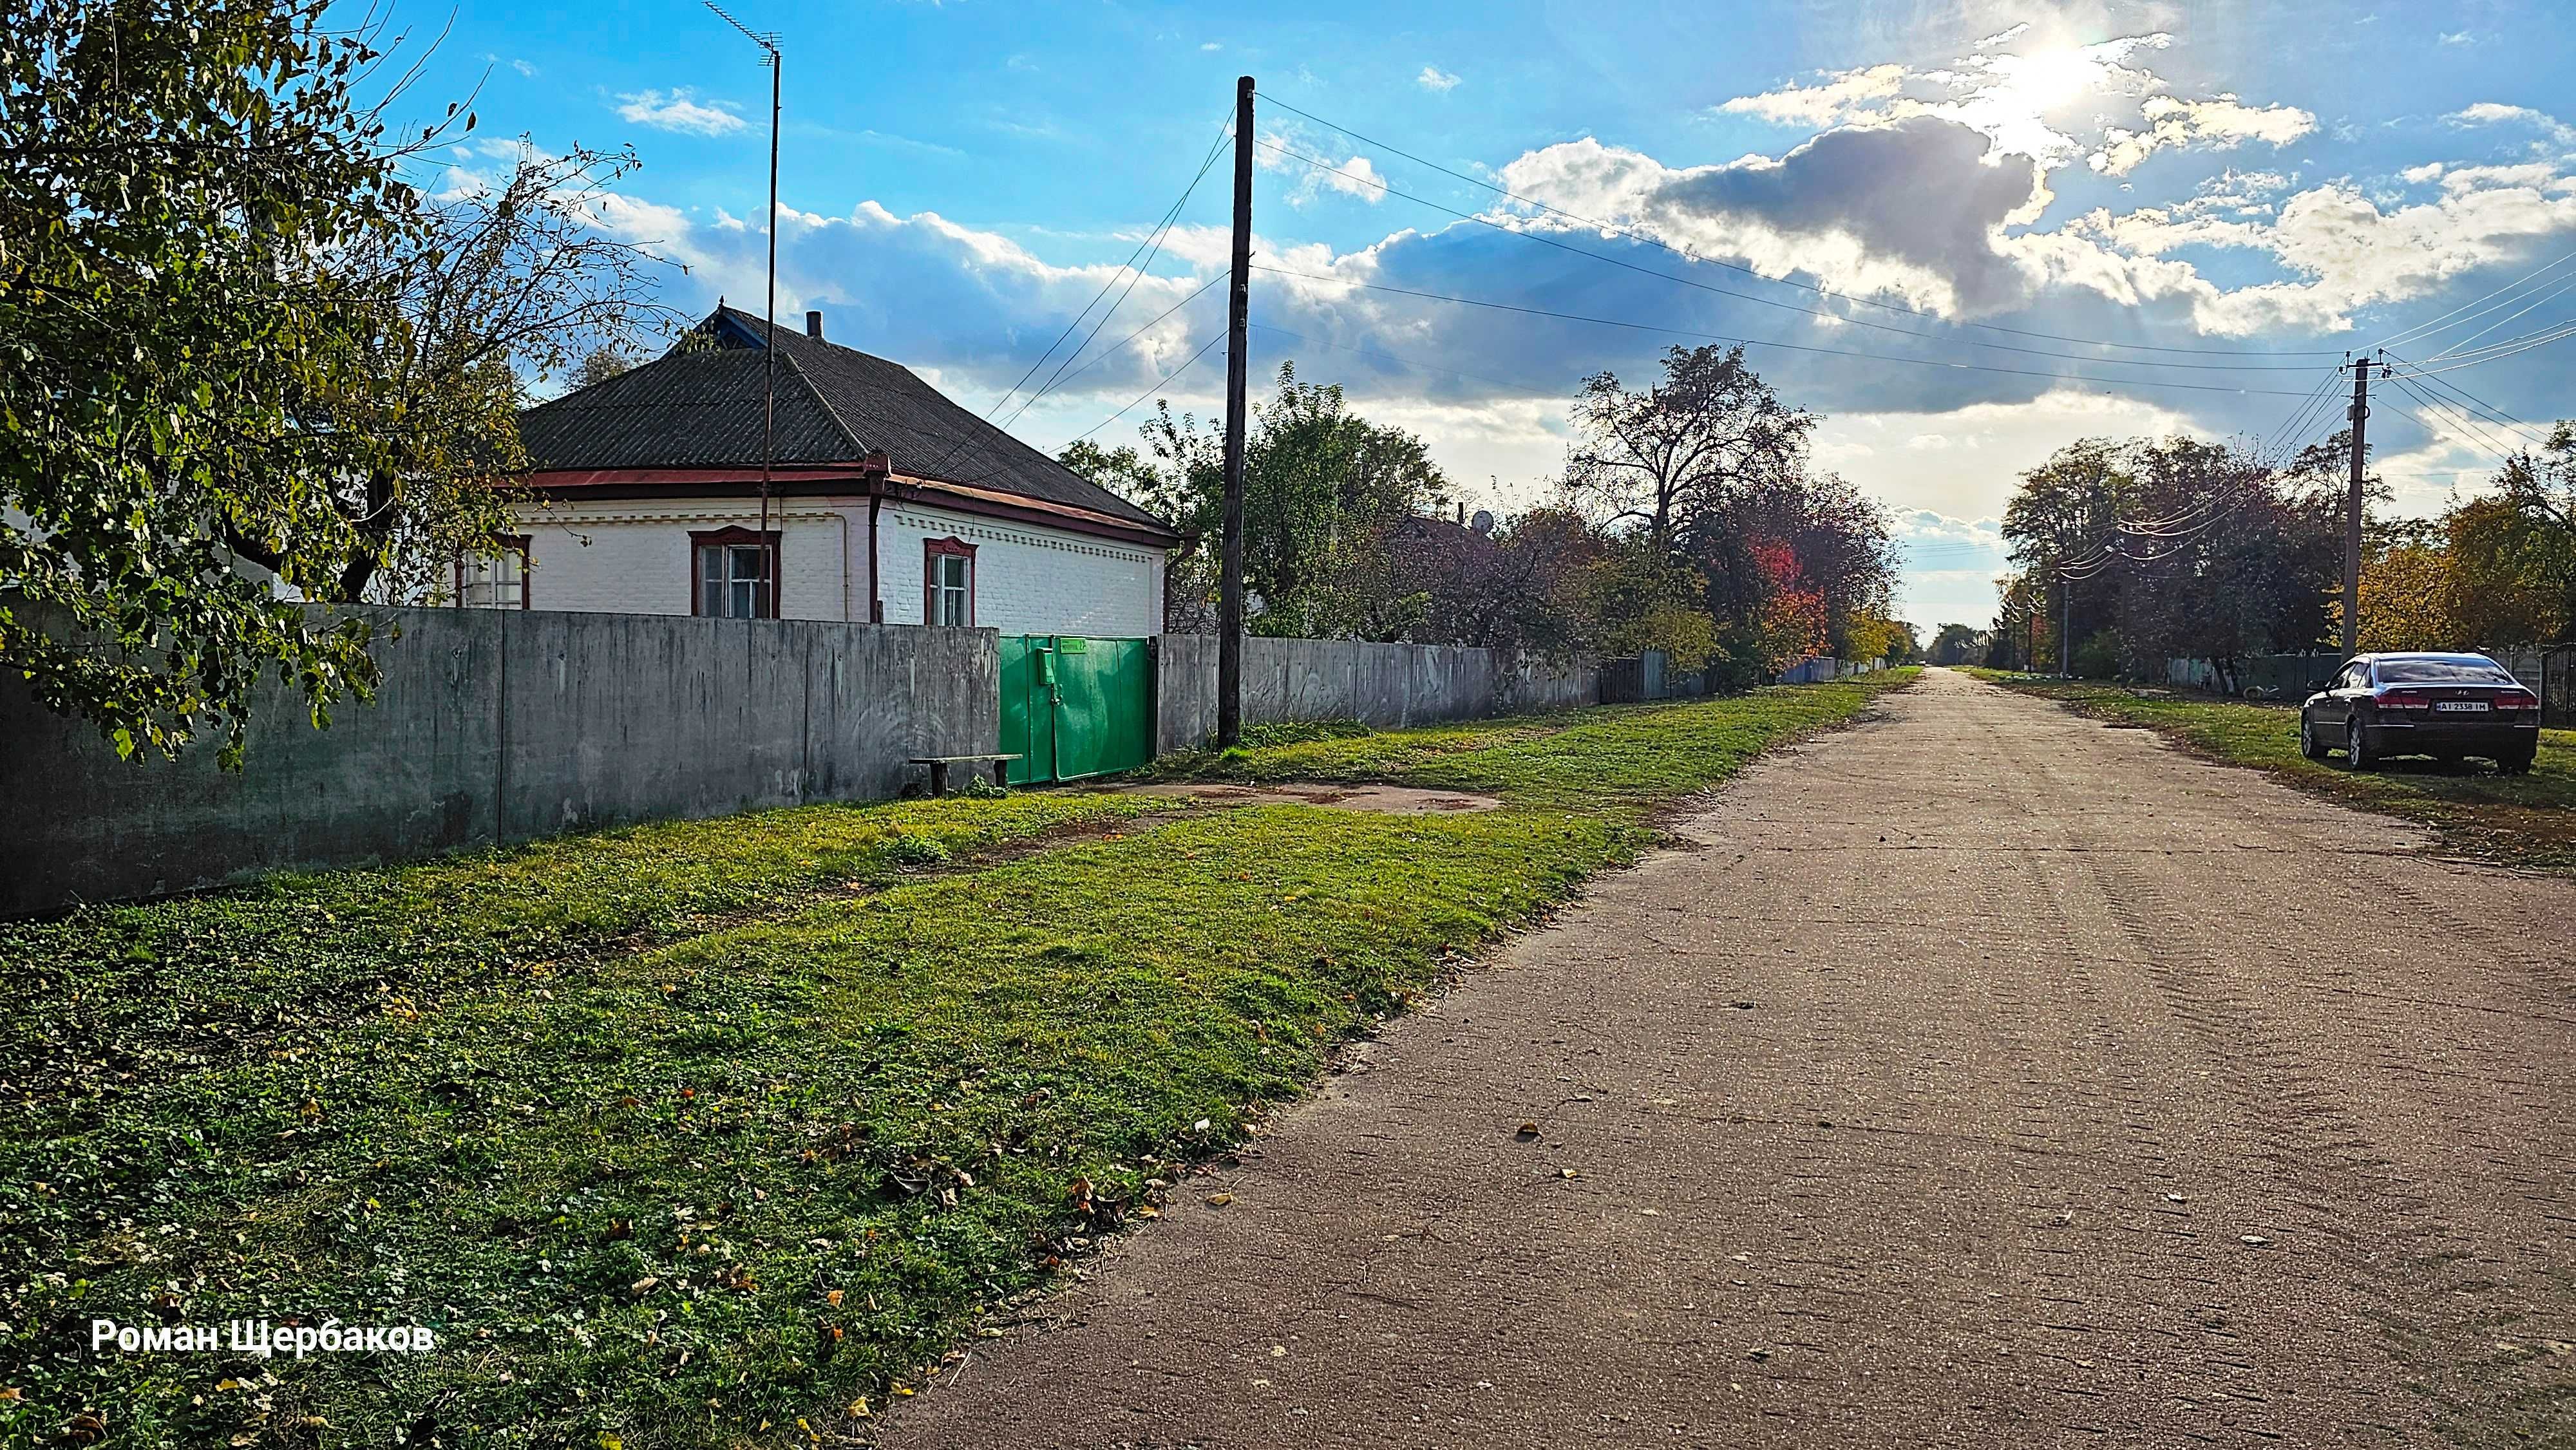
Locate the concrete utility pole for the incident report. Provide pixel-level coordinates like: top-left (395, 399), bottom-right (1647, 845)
top-left (2060, 574), bottom-right (2074, 678)
top-left (2341, 355), bottom-right (2371, 656)
top-left (1217, 75), bottom-right (1254, 746)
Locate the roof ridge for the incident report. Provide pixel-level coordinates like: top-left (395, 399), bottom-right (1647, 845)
top-left (772, 340), bottom-right (871, 458)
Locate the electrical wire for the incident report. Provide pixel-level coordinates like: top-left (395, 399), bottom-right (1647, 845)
top-left (2422, 270), bottom-right (2576, 361)
top-left (2398, 364), bottom-right (2565, 449)
top-left (2369, 247), bottom-right (2576, 352)
top-left (1247, 264), bottom-right (2325, 398)
top-left (2380, 322), bottom-right (2576, 378)
top-left (1253, 93), bottom-right (2353, 360)
top-left (2383, 371), bottom-right (2536, 466)
top-left (999, 274), bottom-right (1224, 428)
top-left (911, 111), bottom-right (1233, 482)
top-left (1066, 330), bottom-right (1229, 444)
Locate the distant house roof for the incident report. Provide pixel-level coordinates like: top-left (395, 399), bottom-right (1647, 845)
top-left (516, 306), bottom-right (1177, 547)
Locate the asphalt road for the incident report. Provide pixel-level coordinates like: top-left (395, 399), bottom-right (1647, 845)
top-left (881, 668), bottom-right (2575, 1449)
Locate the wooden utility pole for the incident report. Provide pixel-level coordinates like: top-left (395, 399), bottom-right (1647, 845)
top-left (1217, 75), bottom-right (1254, 746)
top-left (2340, 355), bottom-right (2371, 657)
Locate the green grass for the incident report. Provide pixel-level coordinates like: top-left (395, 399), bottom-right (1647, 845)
top-left (1154, 679), bottom-right (1909, 809)
top-left (3, 673), bottom-right (1913, 1449)
top-left (1958, 668), bottom-right (2576, 872)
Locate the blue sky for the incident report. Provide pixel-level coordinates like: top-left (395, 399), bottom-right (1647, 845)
top-left (413, 0), bottom-right (2576, 630)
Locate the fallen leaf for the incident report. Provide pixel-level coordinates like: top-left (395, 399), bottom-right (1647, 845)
top-left (1515, 1121), bottom-right (1540, 1139)
top-left (1206, 1192), bottom-right (1235, 1207)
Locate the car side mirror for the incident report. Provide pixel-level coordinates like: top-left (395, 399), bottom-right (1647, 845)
top-left (2306, 679), bottom-right (2327, 692)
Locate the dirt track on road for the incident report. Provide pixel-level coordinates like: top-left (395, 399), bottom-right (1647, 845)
top-left (882, 667), bottom-right (2575, 1448)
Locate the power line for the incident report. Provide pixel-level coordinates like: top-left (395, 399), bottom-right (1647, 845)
top-left (2382, 370), bottom-right (2536, 465)
top-left (1247, 263), bottom-right (2326, 398)
top-left (1000, 132), bottom-right (1235, 429)
top-left (1250, 135), bottom-right (2331, 376)
top-left (2423, 269), bottom-right (2576, 361)
top-left (2396, 363), bottom-right (2565, 450)
top-left (1252, 92), bottom-right (2351, 360)
top-left (2380, 321), bottom-right (2576, 378)
top-left (1247, 321), bottom-right (1550, 394)
top-left (1067, 330), bottom-right (1229, 444)
top-left (1000, 274), bottom-right (1224, 428)
top-left (913, 111), bottom-right (1233, 482)
top-left (2369, 246), bottom-right (2576, 352)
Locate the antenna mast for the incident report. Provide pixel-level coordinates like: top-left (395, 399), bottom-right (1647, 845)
top-left (708, 3), bottom-right (782, 618)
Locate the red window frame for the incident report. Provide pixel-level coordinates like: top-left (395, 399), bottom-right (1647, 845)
top-left (923, 536), bottom-right (976, 627)
top-left (690, 526), bottom-right (781, 619)
top-left (453, 534), bottom-right (533, 610)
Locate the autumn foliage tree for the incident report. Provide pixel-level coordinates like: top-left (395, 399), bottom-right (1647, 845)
top-left (2, 1), bottom-right (668, 762)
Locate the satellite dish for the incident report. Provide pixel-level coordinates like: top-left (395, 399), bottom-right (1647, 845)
top-left (1469, 509), bottom-right (1495, 535)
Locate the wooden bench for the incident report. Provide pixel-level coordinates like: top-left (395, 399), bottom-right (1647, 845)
top-left (907, 753), bottom-right (1022, 797)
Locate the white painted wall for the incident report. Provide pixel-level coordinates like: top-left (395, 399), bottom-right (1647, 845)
top-left (877, 503), bottom-right (1163, 637)
top-left (511, 496), bottom-right (1164, 637)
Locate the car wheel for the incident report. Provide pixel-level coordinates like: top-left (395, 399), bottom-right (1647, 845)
top-left (2503, 750), bottom-right (2537, 776)
top-left (2299, 715), bottom-right (2325, 760)
top-left (2346, 717), bottom-right (2374, 771)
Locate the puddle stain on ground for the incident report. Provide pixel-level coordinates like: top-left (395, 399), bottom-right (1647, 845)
top-left (1101, 782), bottom-right (1504, 814)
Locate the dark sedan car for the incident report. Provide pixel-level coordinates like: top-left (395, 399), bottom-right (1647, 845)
top-left (2298, 652), bottom-right (2541, 773)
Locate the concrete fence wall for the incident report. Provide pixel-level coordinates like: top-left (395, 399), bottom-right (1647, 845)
top-left (1155, 635), bottom-right (1596, 754)
top-left (0, 607), bottom-right (998, 916)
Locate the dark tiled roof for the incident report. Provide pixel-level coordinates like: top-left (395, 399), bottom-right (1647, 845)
top-left (518, 306), bottom-right (1170, 532)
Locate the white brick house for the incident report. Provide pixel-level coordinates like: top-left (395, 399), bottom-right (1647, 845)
top-left (488, 306), bottom-right (1176, 634)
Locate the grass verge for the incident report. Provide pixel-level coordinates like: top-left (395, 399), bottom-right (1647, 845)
top-left (1958, 668), bottom-right (2576, 873)
top-left (4, 672), bottom-right (1913, 1449)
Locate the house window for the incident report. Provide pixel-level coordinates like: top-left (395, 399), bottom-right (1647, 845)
top-left (455, 536), bottom-right (531, 609)
top-left (690, 527), bottom-right (779, 619)
top-left (924, 537), bottom-right (975, 626)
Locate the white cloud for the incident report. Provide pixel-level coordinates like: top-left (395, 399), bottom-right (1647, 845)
top-left (614, 88), bottom-right (746, 138)
top-left (2447, 102), bottom-right (2576, 149)
top-left (1716, 64), bottom-right (1906, 127)
top-left (1416, 65), bottom-right (1462, 94)
top-left (2070, 166), bottom-right (2576, 335)
top-left (1256, 132), bottom-right (1387, 206)
top-left (2089, 94), bottom-right (2315, 176)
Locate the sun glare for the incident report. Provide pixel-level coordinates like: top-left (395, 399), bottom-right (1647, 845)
top-left (1987, 46), bottom-right (2106, 112)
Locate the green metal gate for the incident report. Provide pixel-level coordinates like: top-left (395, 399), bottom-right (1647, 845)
top-left (998, 636), bottom-right (1155, 784)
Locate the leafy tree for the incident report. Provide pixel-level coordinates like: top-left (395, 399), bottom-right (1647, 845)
top-left (1079, 364), bottom-right (1449, 636)
top-left (1694, 469), bottom-right (1899, 664)
top-left (2351, 520), bottom-right (2461, 651)
top-left (1927, 623), bottom-right (1985, 665)
top-left (1060, 438), bottom-right (1207, 628)
top-left (1580, 541), bottom-right (1716, 667)
top-left (2000, 435), bottom-right (2340, 684)
top-left (1, 1), bottom-right (665, 762)
top-left (1564, 344), bottom-right (1812, 556)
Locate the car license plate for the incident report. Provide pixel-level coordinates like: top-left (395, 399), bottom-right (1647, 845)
top-left (2436, 701), bottom-right (2490, 713)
